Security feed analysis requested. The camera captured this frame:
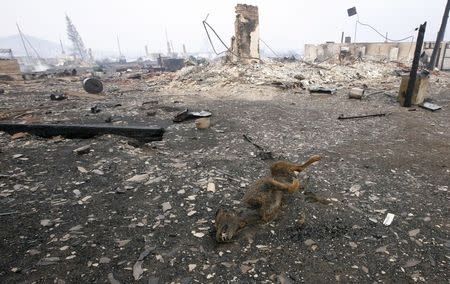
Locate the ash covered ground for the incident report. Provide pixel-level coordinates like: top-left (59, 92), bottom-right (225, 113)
top-left (0, 60), bottom-right (449, 283)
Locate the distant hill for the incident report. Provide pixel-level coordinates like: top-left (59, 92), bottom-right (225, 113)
top-left (0, 34), bottom-right (135, 60)
top-left (0, 34), bottom-right (68, 59)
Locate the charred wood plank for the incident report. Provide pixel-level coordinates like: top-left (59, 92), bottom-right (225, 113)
top-left (0, 123), bottom-right (164, 142)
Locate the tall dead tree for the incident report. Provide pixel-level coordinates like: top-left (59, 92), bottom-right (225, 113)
top-left (65, 15), bottom-right (88, 61)
top-left (428, 0), bottom-right (450, 69)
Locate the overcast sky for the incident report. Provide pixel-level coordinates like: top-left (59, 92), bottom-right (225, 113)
top-left (1, 0), bottom-right (449, 57)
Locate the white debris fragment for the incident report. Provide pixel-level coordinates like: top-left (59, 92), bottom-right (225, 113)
top-left (383, 213), bottom-right (395, 226)
top-left (92, 169), bottom-right (104, 175)
top-left (192, 231), bottom-right (205, 238)
top-left (349, 184), bottom-right (361, 192)
top-left (40, 219), bottom-right (53, 227)
top-left (161, 202), bottom-right (172, 212)
top-left (77, 166), bottom-right (88, 173)
top-left (207, 182), bottom-right (216, 192)
top-left (81, 195), bottom-right (92, 202)
top-left (188, 264), bottom-right (197, 271)
top-left (408, 228), bottom-right (420, 237)
top-left (126, 173), bottom-right (149, 183)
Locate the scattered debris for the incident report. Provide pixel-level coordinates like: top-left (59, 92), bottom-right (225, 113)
top-left (408, 228), bottom-right (421, 237)
top-left (161, 202), bottom-right (172, 212)
top-left (83, 77), bottom-right (103, 94)
top-left (90, 105), bottom-right (102, 114)
top-left (419, 102), bottom-right (442, 111)
top-left (173, 109), bottom-right (211, 122)
top-left (348, 87), bottom-right (365, 99)
top-left (133, 248), bottom-right (152, 280)
top-left (338, 113), bottom-right (386, 120)
top-left (383, 213), bottom-right (395, 226)
top-left (50, 93), bottom-right (67, 101)
top-left (242, 134), bottom-right (273, 160)
top-left (107, 273), bottom-right (121, 284)
top-left (73, 145), bottom-right (91, 155)
top-left (309, 86), bottom-right (336, 94)
top-left (195, 117), bottom-right (211, 129)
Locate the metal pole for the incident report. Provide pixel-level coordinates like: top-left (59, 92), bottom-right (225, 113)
top-left (405, 22), bottom-right (427, 107)
top-left (117, 35), bottom-right (122, 57)
top-left (354, 20), bottom-right (358, 43)
top-left (428, 0), bottom-right (450, 69)
top-left (16, 23), bottom-right (31, 64)
top-left (341, 32), bottom-right (344, 43)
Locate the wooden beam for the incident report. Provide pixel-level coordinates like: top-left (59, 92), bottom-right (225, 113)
top-left (0, 123), bottom-right (164, 142)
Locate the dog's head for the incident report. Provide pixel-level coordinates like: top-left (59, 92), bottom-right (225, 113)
top-left (214, 208), bottom-right (246, 243)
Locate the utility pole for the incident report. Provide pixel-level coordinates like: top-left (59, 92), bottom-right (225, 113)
top-left (428, 0), bottom-right (450, 69)
top-left (405, 22), bottom-right (427, 107)
top-left (165, 29), bottom-right (171, 56)
top-left (60, 39), bottom-right (65, 55)
top-left (16, 23), bottom-right (31, 63)
top-left (117, 35), bottom-right (122, 57)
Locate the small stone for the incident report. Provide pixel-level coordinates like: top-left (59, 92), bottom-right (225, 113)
top-left (240, 264), bottom-right (252, 273)
top-left (27, 249), bottom-right (40, 255)
top-left (304, 239), bottom-right (316, 246)
top-left (162, 202), bottom-right (172, 212)
top-left (156, 255), bottom-right (164, 263)
top-left (116, 239), bottom-right (131, 247)
top-left (349, 184), bottom-right (361, 192)
top-left (187, 210), bottom-right (196, 216)
top-left (81, 195), bottom-right (92, 202)
top-left (177, 189), bottom-right (186, 194)
top-left (404, 259), bottom-right (421, 268)
top-left (126, 173), bottom-right (149, 183)
top-left (349, 242), bottom-right (357, 249)
top-left (77, 166), bottom-right (88, 173)
top-left (73, 145), bottom-right (91, 155)
top-left (361, 266), bottom-right (369, 273)
top-left (12, 154), bottom-right (24, 159)
top-left (99, 257), bottom-right (111, 264)
top-left (69, 225), bottom-right (83, 231)
top-left (188, 264), bottom-right (197, 271)
top-left (408, 228), bottom-right (420, 237)
top-left (192, 231), bottom-right (205, 238)
top-left (40, 219), bottom-right (53, 227)
top-left (11, 267), bottom-right (20, 273)
top-left (115, 188), bottom-right (126, 194)
top-left (207, 182), bottom-right (216, 192)
top-left (59, 246), bottom-right (69, 251)
top-left (11, 132), bottom-right (28, 140)
top-left (73, 190), bottom-right (81, 197)
top-left (92, 169), bottom-right (104, 175)
top-left (368, 218), bottom-right (378, 223)
top-left (37, 257), bottom-right (60, 265)
top-left (65, 255), bottom-right (76, 260)
top-left (375, 246), bottom-right (388, 253)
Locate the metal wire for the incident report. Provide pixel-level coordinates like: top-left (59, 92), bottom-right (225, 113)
top-left (202, 14), bottom-right (260, 60)
top-left (357, 20), bottom-right (414, 42)
top-left (259, 38), bottom-right (279, 57)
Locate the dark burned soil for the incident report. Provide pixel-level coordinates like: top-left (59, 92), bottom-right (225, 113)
top-left (0, 74), bottom-right (449, 283)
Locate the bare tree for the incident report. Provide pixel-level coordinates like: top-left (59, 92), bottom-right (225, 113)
top-left (65, 15), bottom-right (88, 61)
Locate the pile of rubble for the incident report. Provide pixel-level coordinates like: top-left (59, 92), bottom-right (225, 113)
top-left (168, 59), bottom-right (402, 91)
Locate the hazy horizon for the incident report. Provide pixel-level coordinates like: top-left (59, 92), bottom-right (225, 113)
top-left (1, 0), bottom-right (449, 58)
